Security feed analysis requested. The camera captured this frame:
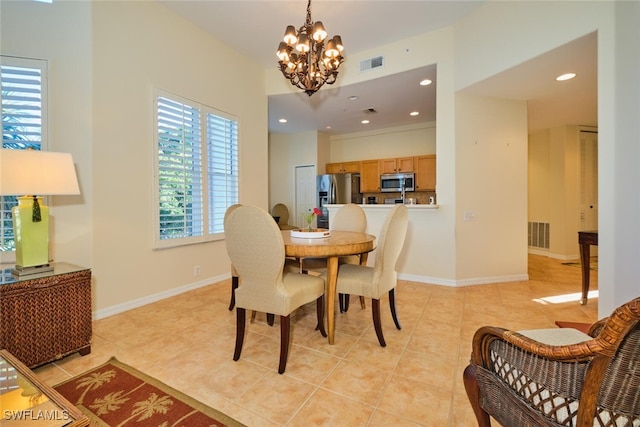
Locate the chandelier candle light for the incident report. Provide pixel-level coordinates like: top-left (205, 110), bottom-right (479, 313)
top-left (276, 0), bottom-right (344, 96)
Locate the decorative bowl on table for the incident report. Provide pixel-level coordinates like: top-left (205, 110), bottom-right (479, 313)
top-left (290, 228), bottom-right (331, 239)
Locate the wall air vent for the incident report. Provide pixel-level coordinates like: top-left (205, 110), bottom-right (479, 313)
top-left (528, 221), bottom-right (550, 249)
top-left (362, 108), bottom-right (378, 115)
top-left (360, 56), bottom-right (384, 72)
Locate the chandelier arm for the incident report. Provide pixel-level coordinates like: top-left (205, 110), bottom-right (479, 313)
top-left (277, 0), bottom-right (344, 96)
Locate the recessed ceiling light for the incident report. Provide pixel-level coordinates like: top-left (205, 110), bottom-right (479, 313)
top-left (419, 79), bottom-right (432, 86)
top-left (278, 118), bottom-right (287, 123)
top-left (556, 73), bottom-right (576, 81)
top-left (410, 111), bottom-right (420, 116)
top-left (361, 120), bottom-right (370, 124)
top-left (348, 96), bottom-right (358, 101)
top-left (325, 125), bottom-right (332, 129)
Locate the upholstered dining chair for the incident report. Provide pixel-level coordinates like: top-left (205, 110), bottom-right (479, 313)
top-left (327, 204), bottom-right (408, 347)
top-left (301, 203), bottom-right (368, 312)
top-left (224, 204), bottom-right (298, 321)
top-left (463, 296), bottom-right (640, 427)
top-left (271, 203), bottom-right (297, 230)
top-left (224, 203), bottom-right (242, 311)
top-left (224, 204), bottom-right (327, 374)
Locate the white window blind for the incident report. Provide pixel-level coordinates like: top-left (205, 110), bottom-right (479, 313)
top-left (1, 57), bottom-right (47, 257)
top-left (154, 90), bottom-right (238, 248)
top-left (206, 112), bottom-right (238, 235)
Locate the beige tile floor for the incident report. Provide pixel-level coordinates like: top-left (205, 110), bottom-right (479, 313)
top-left (35, 254), bottom-right (598, 426)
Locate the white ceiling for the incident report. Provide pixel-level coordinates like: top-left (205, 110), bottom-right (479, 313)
top-left (158, 1), bottom-right (597, 135)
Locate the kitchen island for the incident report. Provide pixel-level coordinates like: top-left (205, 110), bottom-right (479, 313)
top-left (326, 204), bottom-right (447, 285)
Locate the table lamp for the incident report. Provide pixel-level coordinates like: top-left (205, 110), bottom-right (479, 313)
top-left (0, 149), bottom-right (80, 276)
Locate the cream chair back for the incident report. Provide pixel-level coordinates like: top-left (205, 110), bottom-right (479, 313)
top-left (224, 204), bottom-right (242, 276)
top-left (372, 204), bottom-right (409, 295)
top-left (225, 205), bottom-right (290, 316)
top-left (331, 204), bottom-right (367, 232)
top-left (272, 203), bottom-right (290, 225)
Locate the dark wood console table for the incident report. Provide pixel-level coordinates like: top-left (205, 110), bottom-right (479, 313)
top-left (578, 230), bottom-right (598, 305)
top-left (0, 263), bottom-right (92, 367)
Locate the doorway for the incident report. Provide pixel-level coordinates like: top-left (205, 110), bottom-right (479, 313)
top-left (294, 165), bottom-right (316, 229)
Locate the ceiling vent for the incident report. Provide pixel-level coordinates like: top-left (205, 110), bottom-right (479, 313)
top-left (360, 56), bottom-right (384, 72)
top-left (362, 108), bottom-right (378, 115)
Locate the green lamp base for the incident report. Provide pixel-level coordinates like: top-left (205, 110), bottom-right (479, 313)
top-left (12, 196), bottom-right (51, 273)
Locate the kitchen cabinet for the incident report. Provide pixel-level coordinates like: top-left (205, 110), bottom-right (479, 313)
top-left (415, 155), bottom-right (436, 191)
top-left (380, 157), bottom-right (414, 174)
top-left (360, 160), bottom-right (381, 192)
top-left (326, 161), bottom-right (360, 174)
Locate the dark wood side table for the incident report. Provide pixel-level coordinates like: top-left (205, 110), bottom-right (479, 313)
top-left (0, 349), bottom-right (89, 426)
top-left (0, 263), bottom-right (92, 368)
top-left (578, 230), bottom-right (598, 305)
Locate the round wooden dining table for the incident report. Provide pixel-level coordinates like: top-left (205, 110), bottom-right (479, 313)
top-left (282, 230), bottom-right (376, 344)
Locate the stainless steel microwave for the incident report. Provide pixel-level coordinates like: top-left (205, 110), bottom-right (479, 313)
top-left (380, 173), bottom-right (415, 192)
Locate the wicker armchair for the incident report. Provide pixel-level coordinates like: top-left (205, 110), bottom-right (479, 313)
top-left (463, 297), bottom-right (640, 427)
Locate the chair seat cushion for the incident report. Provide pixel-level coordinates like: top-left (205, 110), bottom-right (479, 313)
top-left (332, 263), bottom-right (376, 298)
top-left (517, 328), bottom-right (592, 345)
top-left (282, 272), bottom-right (325, 313)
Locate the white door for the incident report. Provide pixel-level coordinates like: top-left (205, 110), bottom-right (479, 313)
top-left (295, 165), bottom-right (317, 229)
top-left (579, 130), bottom-right (598, 232)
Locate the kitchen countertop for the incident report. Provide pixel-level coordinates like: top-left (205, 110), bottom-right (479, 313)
top-left (327, 203), bottom-right (439, 209)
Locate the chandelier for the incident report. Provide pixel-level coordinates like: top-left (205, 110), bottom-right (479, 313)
top-left (276, 0), bottom-right (344, 96)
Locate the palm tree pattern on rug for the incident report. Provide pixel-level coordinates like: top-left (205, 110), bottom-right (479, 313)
top-left (54, 358), bottom-right (244, 427)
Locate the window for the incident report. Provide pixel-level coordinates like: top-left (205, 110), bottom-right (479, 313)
top-left (0, 56), bottom-right (47, 259)
top-left (154, 90), bottom-right (238, 248)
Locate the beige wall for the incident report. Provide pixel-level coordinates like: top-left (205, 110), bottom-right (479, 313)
top-left (2, 0), bottom-right (269, 315)
top-left (3, 0), bottom-right (637, 317)
top-left (0, 1), bottom-right (93, 269)
top-left (327, 123), bottom-right (436, 163)
top-left (529, 125), bottom-right (588, 260)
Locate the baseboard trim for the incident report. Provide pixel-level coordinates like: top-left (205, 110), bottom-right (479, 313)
top-left (397, 273), bottom-right (530, 287)
top-left (93, 273), bottom-right (230, 320)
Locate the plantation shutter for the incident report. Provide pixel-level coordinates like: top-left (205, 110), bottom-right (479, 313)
top-left (1, 59), bottom-right (46, 254)
top-left (156, 96), bottom-right (203, 240)
top-left (206, 111), bottom-right (238, 234)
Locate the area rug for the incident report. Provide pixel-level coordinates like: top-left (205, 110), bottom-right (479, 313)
top-left (562, 257), bottom-right (598, 270)
top-left (54, 357), bottom-right (244, 427)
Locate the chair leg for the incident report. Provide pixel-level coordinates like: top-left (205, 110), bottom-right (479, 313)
top-left (233, 307), bottom-right (246, 361)
top-left (389, 288), bottom-right (402, 330)
top-left (267, 313), bottom-right (275, 326)
top-left (463, 364), bottom-right (492, 427)
top-left (371, 298), bottom-right (386, 347)
top-left (278, 315), bottom-right (291, 374)
top-left (228, 275), bottom-right (239, 311)
top-left (359, 296), bottom-right (366, 310)
top-left (342, 294), bottom-right (351, 312)
top-left (316, 295), bottom-right (327, 337)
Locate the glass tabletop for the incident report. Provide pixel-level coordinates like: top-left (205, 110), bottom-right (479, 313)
top-left (0, 262), bottom-right (89, 286)
top-left (0, 353), bottom-right (71, 426)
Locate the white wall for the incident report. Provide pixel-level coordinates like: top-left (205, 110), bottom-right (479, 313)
top-left (529, 126), bottom-right (586, 260)
top-left (2, 1), bottom-right (269, 315)
top-left (0, 0), bottom-right (93, 270)
top-left (327, 123), bottom-right (436, 162)
top-left (454, 94), bottom-right (529, 281)
top-left (600, 0), bottom-right (640, 315)
top-left (4, 0), bottom-right (637, 317)
top-left (89, 1), bottom-right (268, 313)
top-left (268, 131), bottom-right (318, 218)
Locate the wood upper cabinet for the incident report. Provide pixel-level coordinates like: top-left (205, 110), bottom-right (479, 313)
top-left (360, 160), bottom-right (381, 192)
top-left (326, 161), bottom-right (360, 174)
top-left (380, 157), bottom-right (414, 174)
top-left (415, 155), bottom-right (436, 191)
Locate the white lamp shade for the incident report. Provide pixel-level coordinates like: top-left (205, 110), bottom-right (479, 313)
top-left (0, 149), bottom-right (80, 196)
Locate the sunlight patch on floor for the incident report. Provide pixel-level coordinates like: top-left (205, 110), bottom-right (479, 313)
top-left (533, 290), bottom-right (599, 304)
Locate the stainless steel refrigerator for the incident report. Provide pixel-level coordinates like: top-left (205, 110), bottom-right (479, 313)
top-left (316, 173), bottom-right (362, 229)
